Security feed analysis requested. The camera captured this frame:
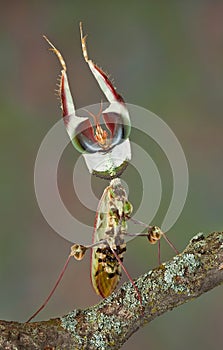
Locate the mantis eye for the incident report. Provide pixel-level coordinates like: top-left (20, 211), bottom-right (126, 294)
top-left (71, 110), bottom-right (131, 154)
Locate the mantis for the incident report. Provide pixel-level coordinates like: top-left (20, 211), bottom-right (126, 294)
top-left (27, 23), bottom-right (178, 323)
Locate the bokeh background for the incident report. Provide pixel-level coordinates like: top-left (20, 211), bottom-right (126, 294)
top-left (1, 1), bottom-right (223, 349)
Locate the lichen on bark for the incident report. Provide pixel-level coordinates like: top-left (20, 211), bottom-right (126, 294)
top-left (0, 231), bottom-right (222, 350)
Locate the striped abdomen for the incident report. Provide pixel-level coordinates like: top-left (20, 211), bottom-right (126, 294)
top-left (91, 242), bottom-right (126, 298)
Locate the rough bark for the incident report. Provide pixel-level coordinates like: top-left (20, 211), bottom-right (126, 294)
top-left (0, 231), bottom-right (223, 350)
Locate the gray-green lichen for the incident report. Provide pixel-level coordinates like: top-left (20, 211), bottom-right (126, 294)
top-left (60, 301), bottom-right (133, 349)
top-left (218, 233), bottom-right (223, 246)
top-left (61, 309), bottom-right (78, 332)
top-left (119, 253), bottom-right (200, 306)
top-left (121, 282), bottom-right (142, 309)
top-left (89, 333), bottom-right (107, 350)
top-left (61, 309), bottom-right (84, 347)
top-left (85, 310), bottom-right (125, 349)
top-left (190, 232), bottom-right (205, 243)
top-left (162, 253), bottom-right (200, 293)
top-left (84, 308), bottom-right (123, 335)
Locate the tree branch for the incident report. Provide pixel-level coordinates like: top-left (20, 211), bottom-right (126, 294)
top-left (1, 231), bottom-right (223, 350)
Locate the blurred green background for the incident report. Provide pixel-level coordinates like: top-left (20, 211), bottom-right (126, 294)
top-left (1, 1), bottom-right (223, 349)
